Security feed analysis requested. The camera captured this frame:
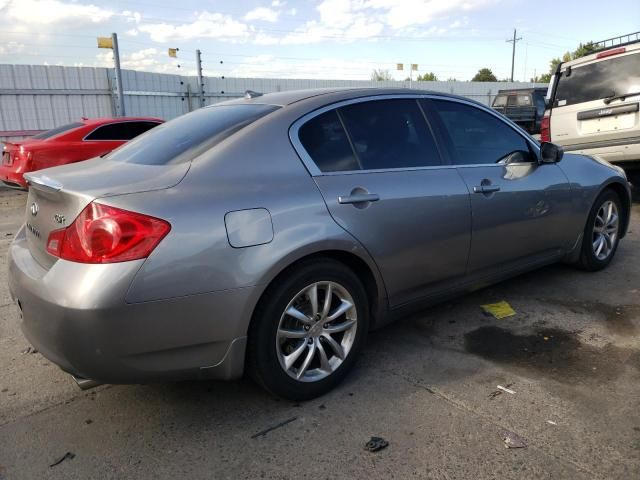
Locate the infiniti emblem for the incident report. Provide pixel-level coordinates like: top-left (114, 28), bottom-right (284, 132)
top-left (30, 202), bottom-right (39, 217)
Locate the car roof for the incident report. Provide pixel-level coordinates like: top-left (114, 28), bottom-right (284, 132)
top-left (79, 116), bottom-right (164, 126)
top-left (496, 88), bottom-right (546, 94)
top-left (561, 41), bottom-right (640, 69)
top-left (218, 87), bottom-right (481, 109)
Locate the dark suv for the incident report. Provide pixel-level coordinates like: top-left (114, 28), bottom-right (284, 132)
top-left (492, 88), bottom-right (547, 135)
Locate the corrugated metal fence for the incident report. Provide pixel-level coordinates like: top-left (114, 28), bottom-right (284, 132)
top-left (0, 64), bottom-right (547, 141)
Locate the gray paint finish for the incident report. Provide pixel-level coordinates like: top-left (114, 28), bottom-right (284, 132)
top-left (224, 208), bottom-right (274, 248)
top-left (7, 87), bottom-right (631, 387)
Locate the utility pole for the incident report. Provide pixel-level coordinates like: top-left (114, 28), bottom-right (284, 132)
top-left (195, 49), bottom-right (205, 108)
top-left (111, 33), bottom-right (126, 116)
top-left (506, 28), bottom-right (522, 82)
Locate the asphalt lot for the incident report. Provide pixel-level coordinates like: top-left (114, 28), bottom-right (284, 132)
top-left (0, 186), bottom-right (639, 479)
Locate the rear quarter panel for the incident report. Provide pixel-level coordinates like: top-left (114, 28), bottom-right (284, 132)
top-left (100, 105), bottom-right (387, 332)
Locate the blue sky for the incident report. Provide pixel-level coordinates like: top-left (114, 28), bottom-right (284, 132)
top-left (0, 0), bottom-right (638, 81)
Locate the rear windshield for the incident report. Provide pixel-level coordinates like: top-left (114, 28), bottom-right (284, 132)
top-left (553, 52), bottom-right (640, 106)
top-left (32, 122), bottom-right (83, 139)
top-left (107, 104), bottom-right (279, 165)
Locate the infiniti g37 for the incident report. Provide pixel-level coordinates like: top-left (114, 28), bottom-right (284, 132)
top-left (8, 88), bottom-right (631, 400)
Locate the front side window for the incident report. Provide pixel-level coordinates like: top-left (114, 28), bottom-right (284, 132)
top-left (493, 95), bottom-right (507, 107)
top-left (338, 99), bottom-right (441, 170)
top-left (554, 52), bottom-right (640, 106)
top-left (426, 99), bottom-right (534, 165)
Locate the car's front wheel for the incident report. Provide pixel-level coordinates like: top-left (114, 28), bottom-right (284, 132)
top-left (577, 189), bottom-right (622, 271)
top-left (248, 258), bottom-right (369, 400)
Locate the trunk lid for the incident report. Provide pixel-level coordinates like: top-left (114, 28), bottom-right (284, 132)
top-left (23, 157), bottom-right (189, 269)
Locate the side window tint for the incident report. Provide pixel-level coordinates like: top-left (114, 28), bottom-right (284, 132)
top-left (298, 110), bottom-right (359, 172)
top-left (426, 99), bottom-right (534, 165)
top-left (86, 122), bottom-right (160, 141)
top-left (338, 99), bottom-right (441, 170)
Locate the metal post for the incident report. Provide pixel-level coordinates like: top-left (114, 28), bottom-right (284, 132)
top-left (506, 28), bottom-right (522, 82)
top-left (196, 49), bottom-right (205, 108)
top-left (111, 32), bottom-right (125, 116)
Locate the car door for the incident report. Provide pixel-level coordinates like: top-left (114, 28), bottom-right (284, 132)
top-left (422, 98), bottom-right (575, 275)
top-left (293, 97), bottom-right (471, 307)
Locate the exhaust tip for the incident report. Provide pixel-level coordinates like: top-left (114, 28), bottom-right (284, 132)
top-left (71, 375), bottom-right (101, 390)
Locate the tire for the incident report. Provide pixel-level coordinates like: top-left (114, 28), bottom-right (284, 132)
top-left (247, 258), bottom-right (369, 401)
top-left (577, 189), bottom-right (622, 271)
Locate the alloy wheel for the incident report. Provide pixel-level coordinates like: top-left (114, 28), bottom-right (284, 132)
top-left (592, 200), bottom-right (619, 261)
top-left (276, 281), bottom-right (358, 382)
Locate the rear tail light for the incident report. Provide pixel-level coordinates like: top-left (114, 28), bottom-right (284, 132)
top-left (596, 47), bottom-right (625, 59)
top-left (16, 146), bottom-right (33, 167)
top-left (540, 113), bottom-right (551, 142)
top-left (47, 202), bottom-right (171, 263)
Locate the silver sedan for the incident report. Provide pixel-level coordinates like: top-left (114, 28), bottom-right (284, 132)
top-left (8, 88), bottom-right (631, 400)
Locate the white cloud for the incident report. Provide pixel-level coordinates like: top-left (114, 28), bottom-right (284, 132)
top-left (0, 41), bottom-right (24, 55)
top-left (227, 55), bottom-right (386, 80)
top-left (363, 0), bottom-right (493, 29)
top-left (125, 28), bottom-right (139, 37)
top-left (245, 7), bottom-right (279, 22)
top-left (138, 11), bottom-right (250, 42)
top-left (94, 47), bottom-right (193, 74)
top-left (122, 10), bottom-right (142, 24)
top-left (2, 0), bottom-right (112, 25)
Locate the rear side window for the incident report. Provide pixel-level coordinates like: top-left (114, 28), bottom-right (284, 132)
top-left (298, 110), bottom-right (359, 172)
top-left (32, 122), bottom-right (83, 139)
top-left (554, 52), bottom-right (640, 106)
top-left (338, 99), bottom-right (441, 169)
top-left (108, 105), bottom-right (279, 165)
top-left (426, 99), bottom-right (534, 165)
top-left (85, 121), bottom-right (160, 141)
top-left (516, 95), bottom-right (532, 106)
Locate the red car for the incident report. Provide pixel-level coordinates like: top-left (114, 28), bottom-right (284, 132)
top-left (1, 117), bottom-right (163, 189)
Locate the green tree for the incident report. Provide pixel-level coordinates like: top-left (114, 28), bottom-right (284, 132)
top-left (416, 72), bottom-right (438, 81)
top-left (533, 42), bottom-right (597, 83)
top-left (471, 68), bottom-right (497, 82)
top-left (371, 69), bottom-right (393, 81)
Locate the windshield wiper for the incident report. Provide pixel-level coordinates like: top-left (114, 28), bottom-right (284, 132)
top-left (603, 91), bottom-right (640, 104)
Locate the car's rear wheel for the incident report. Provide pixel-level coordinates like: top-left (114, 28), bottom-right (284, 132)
top-left (248, 258), bottom-right (369, 400)
top-left (577, 189), bottom-right (622, 271)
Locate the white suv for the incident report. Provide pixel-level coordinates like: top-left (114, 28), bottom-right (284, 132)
top-left (543, 35), bottom-right (640, 183)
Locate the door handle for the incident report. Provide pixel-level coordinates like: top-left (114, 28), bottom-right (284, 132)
top-left (338, 193), bottom-right (380, 204)
top-left (473, 185), bottom-right (501, 194)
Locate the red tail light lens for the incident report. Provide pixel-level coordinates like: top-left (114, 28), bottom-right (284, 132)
top-left (540, 114), bottom-right (551, 142)
top-left (16, 146), bottom-right (33, 167)
top-left (46, 202), bottom-right (171, 263)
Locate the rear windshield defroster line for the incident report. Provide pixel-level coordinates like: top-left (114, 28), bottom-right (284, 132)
top-left (107, 104), bottom-right (280, 165)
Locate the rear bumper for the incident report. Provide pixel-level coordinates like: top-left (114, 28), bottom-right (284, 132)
top-left (8, 227), bottom-right (252, 384)
top-left (562, 139), bottom-right (640, 164)
top-left (0, 164), bottom-right (28, 189)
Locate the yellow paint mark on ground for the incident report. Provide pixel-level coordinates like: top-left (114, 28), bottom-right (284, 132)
top-left (481, 301), bottom-right (516, 319)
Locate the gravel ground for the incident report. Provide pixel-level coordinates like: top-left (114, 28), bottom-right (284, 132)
top-left (0, 186), bottom-right (639, 479)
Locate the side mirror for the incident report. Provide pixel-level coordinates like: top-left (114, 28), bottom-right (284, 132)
top-left (539, 142), bottom-right (564, 164)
